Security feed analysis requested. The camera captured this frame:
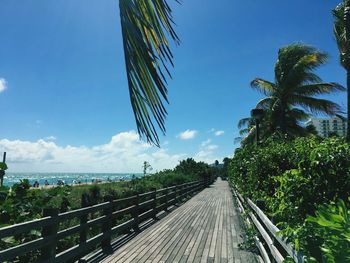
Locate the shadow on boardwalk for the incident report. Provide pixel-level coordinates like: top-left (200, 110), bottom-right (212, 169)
top-left (86, 179), bottom-right (257, 263)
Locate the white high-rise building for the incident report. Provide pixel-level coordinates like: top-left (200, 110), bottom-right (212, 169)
top-left (306, 117), bottom-right (347, 137)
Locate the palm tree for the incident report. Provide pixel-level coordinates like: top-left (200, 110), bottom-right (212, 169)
top-left (251, 43), bottom-right (345, 135)
top-left (235, 116), bottom-right (256, 144)
top-left (333, 1), bottom-right (350, 142)
top-left (236, 107), bottom-right (311, 144)
top-left (119, 0), bottom-right (180, 146)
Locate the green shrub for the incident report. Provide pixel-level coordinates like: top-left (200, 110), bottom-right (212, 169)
top-left (228, 136), bottom-right (350, 260)
top-left (306, 199), bottom-right (350, 262)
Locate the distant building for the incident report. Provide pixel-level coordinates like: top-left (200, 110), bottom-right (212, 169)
top-left (306, 117), bottom-right (347, 137)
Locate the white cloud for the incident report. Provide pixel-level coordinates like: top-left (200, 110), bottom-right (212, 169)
top-left (215, 130), bottom-right (225, 136)
top-left (0, 131), bottom-right (188, 173)
top-left (194, 140), bottom-right (220, 164)
top-left (207, 145), bottom-right (218, 151)
top-left (177, 129), bottom-right (198, 140)
top-left (0, 78), bottom-right (7, 93)
top-left (201, 139), bottom-right (211, 147)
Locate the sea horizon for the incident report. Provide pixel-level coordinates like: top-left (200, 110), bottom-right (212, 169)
top-left (3, 172), bottom-right (144, 187)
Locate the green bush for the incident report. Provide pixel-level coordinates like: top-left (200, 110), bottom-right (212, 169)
top-left (228, 136), bottom-right (350, 260)
top-left (229, 137), bottom-right (318, 201)
top-left (306, 199), bottom-right (350, 262)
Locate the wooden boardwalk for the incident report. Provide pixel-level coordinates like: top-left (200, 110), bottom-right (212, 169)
top-left (100, 179), bottom-right (257, 263)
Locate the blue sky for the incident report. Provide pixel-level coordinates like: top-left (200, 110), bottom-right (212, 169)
top-left (0, 0), bottom-right (347, 172)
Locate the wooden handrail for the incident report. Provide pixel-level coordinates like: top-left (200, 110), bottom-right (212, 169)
top-left (0, 177), bottom-right (214, 262)
top-left (232, 187), bottom-right (305, 263)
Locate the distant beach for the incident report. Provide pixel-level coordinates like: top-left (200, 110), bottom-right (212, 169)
top-left (3, 172), bottom-right (143, 188)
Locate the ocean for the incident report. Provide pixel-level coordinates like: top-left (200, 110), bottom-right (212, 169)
top-left (2, 172), bottom-right (143, 187)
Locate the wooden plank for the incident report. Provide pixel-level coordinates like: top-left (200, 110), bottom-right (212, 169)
top-left (100, 179), bottom-right (257, 263)
top-left (161, 195), bottom-right (212, 263)
top-left (142, 198), bottom-right (209, 263)
top-left (200, 199), bottom-right (221, 263)
top-left (102, 195), bottom-right (197, 263)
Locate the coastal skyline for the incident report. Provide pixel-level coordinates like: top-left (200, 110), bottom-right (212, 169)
top-left (0, 0), bottom-right (346, 172)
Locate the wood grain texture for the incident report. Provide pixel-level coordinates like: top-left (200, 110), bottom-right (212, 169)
top-left (101, 179), bottom-right (257, 263)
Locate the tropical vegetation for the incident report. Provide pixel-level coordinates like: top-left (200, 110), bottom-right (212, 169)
top-left (333, 0), bottom-right (350, 142)
top-left (237, 43), bottom-right (345, 144)
top-left (229, 136), bottom-right (350, 262)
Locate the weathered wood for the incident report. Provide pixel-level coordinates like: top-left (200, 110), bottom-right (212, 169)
top-left (0, 179), bottom-right (208, 263)
top-left (152, 188), bottom-right (157, 219)
top-left (132, 193), bottom-right (140, 233)
top-left (0, 216), bottom-right (52, 238)
top-left (100, 179), bottom-right (257, 263)
top-left (249, 212), bottom-right (284, 263)
top-left (102, 196), bottom-right (113, 253)
top-left (0, 235), bottom-right (55, 262)
top-left (233, 188), bottom-right (305, 263)
top-left (40, 208), bottom-right (59, 261)
top-left (80, 193), bottom-right (89, 245)
top-left (247, 198), bottom-right (304, 263)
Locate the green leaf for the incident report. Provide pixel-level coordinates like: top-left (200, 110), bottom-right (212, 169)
top-left (119, 0), bottom-right (180, 146)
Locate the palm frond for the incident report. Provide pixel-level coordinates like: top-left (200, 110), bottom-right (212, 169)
top-left (295, 82), bottom-right (345, 96)
top-left (286, 108), bottom-right (310, 121)
top-left (250, 78), bottom-right (276, 96)
top-left (238, 117), bottom-right (253, 129)
top-left (333, 2), bottom-right (349, 68)
top-left (239, 128), bottom-right (250, 136)
top-left (120, 0), bottom-right (180, 146)
top-left (256, 97), bottom-right (274, 109)
top-left (276, 44), bottom-right (328, 89)
top-left (291, 95), bottom-right (344, 115)
top-left (240, 126), bottom-right (256, 145)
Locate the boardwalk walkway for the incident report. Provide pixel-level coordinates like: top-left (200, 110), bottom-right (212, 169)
top-left (100, 179), bottom-right (257, 263)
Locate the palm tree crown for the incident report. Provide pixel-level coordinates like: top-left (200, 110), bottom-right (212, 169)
top-left (251, 43), bottom-right (345, 134)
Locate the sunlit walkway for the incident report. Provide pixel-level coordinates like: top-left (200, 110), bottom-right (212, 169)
top-left (100, 178), bottom-right (257, 263)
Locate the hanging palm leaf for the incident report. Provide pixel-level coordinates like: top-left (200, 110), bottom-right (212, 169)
top-left (119, 0), bottom-right (180, 146)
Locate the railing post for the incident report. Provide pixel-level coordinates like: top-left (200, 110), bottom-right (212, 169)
top-left (80, 193), bottom-right (89, 245)
top-left (179, 184), bottom-right (184, 202)
top-left (164, 188), bottom-right (168, 211)
top-left (152, 188), bottom-right (157, 220)
top-left (40, 208), bottom-right (59, 261)
top-left (175, 185), bottom-right (179, 205)
top-left (133, 194), bottom-right (140, 233)
top-left (102, 195), bottom-right (113, 253)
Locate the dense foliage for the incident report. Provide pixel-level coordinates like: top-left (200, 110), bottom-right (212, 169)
top-left (229, 136), bottom-right (350, 261)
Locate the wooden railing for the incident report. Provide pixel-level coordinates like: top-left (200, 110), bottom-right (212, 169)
top-left (232, 188), bottom-right (305, 263)
top-left (0, 178), bottom-right (213, 263)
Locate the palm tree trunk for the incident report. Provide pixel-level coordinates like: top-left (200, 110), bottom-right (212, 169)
top-left (279, 105), bottom-right (287, 134)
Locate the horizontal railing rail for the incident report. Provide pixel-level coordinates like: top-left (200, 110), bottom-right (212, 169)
top-left (0, 176), bottom-right (215, 263)
top-left (232, 187), bottom-right (305, 263)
